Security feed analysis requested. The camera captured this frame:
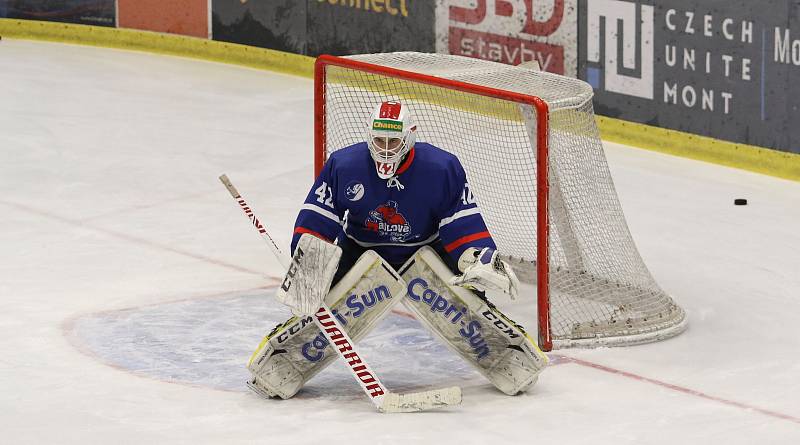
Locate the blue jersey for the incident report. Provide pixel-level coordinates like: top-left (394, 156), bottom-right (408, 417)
top-left (291, 142), bottom-right (496, 266)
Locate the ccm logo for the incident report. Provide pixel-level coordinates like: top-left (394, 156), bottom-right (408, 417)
top-left (482, 310), bottom-right (521, 339)
top-left (281, 247), bottom-right (305, 292)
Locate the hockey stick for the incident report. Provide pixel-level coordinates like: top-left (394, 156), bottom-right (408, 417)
top-left (219, 174), bottom-right (461, 413)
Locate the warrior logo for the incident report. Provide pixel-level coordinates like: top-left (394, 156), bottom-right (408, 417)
top-left (365, 200), bottom-right (411, 242)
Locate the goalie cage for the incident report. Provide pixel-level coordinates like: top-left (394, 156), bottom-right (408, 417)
top-left (314, 52), bottom-right (687, 351)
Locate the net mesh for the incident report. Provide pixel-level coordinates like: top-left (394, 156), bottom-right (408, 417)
top-left (320, 52), bottom-right (686, 348)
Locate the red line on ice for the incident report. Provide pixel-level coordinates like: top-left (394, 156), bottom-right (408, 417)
top-left (558, 355), bottom-right (800, 425)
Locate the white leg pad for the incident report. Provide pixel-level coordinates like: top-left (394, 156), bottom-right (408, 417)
top-left (398, 246), bottom-right (548, 395)
top-left (247, 250), bottom-right (406, 399)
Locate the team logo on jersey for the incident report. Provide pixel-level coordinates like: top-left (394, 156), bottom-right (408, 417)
top-left (365, 200), bottom-right (411, 242)
top-left (345, 181), bottom-right (365, 201)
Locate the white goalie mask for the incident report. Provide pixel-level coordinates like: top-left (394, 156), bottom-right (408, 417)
top-left (368, 101), bottom-right (417, 179)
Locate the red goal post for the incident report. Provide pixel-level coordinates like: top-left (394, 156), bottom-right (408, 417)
top-left (313, 53), bottom-right (687, 351)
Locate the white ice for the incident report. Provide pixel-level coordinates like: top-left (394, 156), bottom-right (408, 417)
top-left (1, 39), bottom-right (799, 444)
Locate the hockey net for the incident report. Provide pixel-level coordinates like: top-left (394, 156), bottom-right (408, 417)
top-left (314, 52), bottom-right (687, 351)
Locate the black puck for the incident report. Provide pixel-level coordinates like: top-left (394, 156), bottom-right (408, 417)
top-left (734, 198), bottom-right (747, 205)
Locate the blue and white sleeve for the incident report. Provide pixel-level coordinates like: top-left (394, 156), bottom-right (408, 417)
top-left (290, 158), bottom-right (345, 255)
top-left (437, 161), bottom-right (496, 262)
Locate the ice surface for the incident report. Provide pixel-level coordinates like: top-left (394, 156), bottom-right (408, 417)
top-left (67, 289), bottom-right (480, 395)
top-left (1, 39), bottom-right (799, 444)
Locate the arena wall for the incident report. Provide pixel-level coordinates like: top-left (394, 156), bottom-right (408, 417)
top-left (1, 0), bottom-right (798, 180)
top-left (117, 0), bottom-right (209, 39)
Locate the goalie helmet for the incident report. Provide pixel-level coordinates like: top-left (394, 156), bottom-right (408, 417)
top-left (368, 101), bottom-right (417, 179)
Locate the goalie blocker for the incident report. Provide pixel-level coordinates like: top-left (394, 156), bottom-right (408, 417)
top-left (248, 243), bottom-right (547, 398)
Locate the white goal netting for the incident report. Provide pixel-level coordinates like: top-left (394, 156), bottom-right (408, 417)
top-left (318, 52), bottom-right (687, 349)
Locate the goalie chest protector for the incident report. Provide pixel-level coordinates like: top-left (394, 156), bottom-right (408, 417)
top-left (293, 142), bottom-right (496, 265)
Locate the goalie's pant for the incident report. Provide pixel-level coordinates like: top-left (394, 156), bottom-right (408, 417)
top-left (331, 237), bottom-right (460, 287)
top-left (248, 245), bottom-right (547, 399)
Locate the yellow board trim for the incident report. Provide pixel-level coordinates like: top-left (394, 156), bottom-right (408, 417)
top-left (2, 18), bottom-right (798, 181)
top-left (597, 116), bottom-right (800, 182)
top-left (0, 18), bottom-right (315, 78)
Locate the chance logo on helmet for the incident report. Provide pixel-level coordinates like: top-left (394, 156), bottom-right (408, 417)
top-left (372, 120), bottom-right (403, 132)
top-left (368, 101), bottom-right (417, 180)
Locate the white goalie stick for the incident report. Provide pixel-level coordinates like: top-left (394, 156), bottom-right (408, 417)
top-left (219, 174), bottom-right (462, 413)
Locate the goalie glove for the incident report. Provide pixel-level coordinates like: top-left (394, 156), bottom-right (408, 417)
top-left (275, 233), bottom-right (341, 316)
top-left (449, 247), bottom-right (520, 299)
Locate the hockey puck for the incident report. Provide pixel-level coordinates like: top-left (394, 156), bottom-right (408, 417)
top-left (734, 198), bottom-right (747, 205)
